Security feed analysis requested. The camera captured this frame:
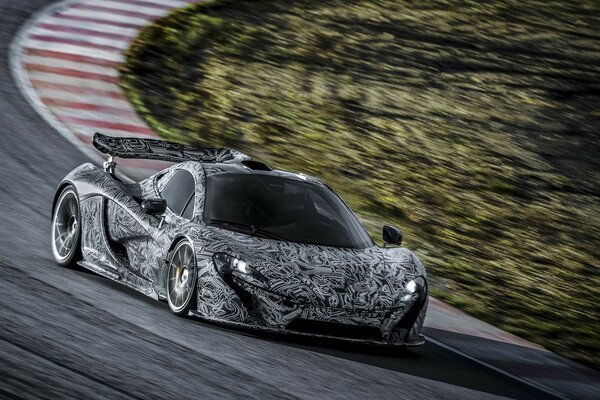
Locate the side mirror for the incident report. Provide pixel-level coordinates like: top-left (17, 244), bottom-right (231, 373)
top-left (141, 198), bottom-right (167, 217)
top-left (383, 225), bottom-right (402, 245)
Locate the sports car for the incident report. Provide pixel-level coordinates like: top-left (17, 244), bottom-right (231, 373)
top-left (51, 133), bottom-right (428, 345)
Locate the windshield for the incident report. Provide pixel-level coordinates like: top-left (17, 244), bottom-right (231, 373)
top-left (203, 173), bottom-right (373, 249)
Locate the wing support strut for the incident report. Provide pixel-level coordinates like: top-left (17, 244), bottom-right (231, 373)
top-left (103, 155), bottom-right (117, 174)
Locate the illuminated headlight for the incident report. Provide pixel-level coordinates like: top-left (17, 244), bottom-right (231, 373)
top-left (401, 277), bottom-right (426, 301)
top-left (406, 279), bottom-right (417, 294)
top-left (212, 253), bottom-right (267, 286)
top-left (233, 258), bottom-right (248, 274)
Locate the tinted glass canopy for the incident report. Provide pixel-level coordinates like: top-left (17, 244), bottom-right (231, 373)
top-left (204, 173), bottom-right (373, 249)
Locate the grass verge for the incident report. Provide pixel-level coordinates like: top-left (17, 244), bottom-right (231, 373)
top-left (121, 0), bottom-right (600, 368)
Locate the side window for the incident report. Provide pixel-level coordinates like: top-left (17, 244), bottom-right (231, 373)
top-left (181, 197), bottom-right (194, 220)
top-left (160, 169), bottom-right (195, 219)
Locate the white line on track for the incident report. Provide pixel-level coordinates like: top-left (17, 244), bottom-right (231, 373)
top-left (89, 0), bottom-right (171, 17)
top-left (27, 28), bottom-right (131, 49)
top-left (120, 0), bottom-right (190, 8)
top-left (40, 17), bottom-right (140, 37)
top-left (53, 108), bottom-right (144, 125)
top-left (59, 8), bottom-right (151, 26)
top-left (426, 335), bottom-right (569, 400)
top-left (23, 42), bottom-right (125, 62)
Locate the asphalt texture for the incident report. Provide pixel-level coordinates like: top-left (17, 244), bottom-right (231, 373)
top-left (0, 1), bottom-right (563, 399)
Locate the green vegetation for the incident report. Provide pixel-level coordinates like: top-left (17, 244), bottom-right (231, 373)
top-left (121, 0), bottom-right (600, 367)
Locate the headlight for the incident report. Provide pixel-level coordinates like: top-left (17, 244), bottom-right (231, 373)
top-left (405, 279), bottom-right (417, 294)
top-left (233, 258), bottom-right (248, 274)
top-left (212, 253), bottom-right (267, 286)
top-left (401, 276), bottom-right (426, 301)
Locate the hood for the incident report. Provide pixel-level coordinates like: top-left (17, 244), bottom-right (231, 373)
top-left (206, 226), bottom-right (421, 310)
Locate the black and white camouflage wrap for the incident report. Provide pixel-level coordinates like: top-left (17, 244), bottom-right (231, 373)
top-left (54, 159), bottom-right (428, 346)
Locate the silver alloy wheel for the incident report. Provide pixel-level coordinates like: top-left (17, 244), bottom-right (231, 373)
top-left (52, 188), bottom-right (80, 263)
top-left (167, 240), bottom-right (197, 314)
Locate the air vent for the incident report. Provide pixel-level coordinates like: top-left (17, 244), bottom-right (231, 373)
top-left (241, 160), bottom-right (272, 171)
top-left (286, 319), bottom-right (382, 341)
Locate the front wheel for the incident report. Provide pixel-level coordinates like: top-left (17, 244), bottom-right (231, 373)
top-left (166, 240), bottom-right (197, 316)
top-left (51, 185), bottom-right (83, 267)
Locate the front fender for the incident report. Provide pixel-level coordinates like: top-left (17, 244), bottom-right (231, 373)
top-left (381, 247), bottom-right (427, 279)
top-left (186, 227), bottom-right (251, 323)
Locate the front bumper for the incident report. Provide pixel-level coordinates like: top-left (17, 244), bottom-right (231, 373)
top-left (227, 277), bottom-right (428, 346)
top-left (190, 311), bottom-right (426, 347)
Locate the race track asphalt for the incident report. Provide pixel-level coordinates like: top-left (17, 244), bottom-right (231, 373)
top-left (0, 1), bottom-right (561, 399)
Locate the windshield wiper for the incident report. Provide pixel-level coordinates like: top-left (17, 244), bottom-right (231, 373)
top-left (207, 219), bottom-right (289, 241)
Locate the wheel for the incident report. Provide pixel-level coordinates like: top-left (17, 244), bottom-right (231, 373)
top-left (166, 240), bottom-right (197, 316)
top-left (51, 185), bottom-right (82, 267)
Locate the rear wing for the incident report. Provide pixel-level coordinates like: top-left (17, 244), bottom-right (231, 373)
top-left (92, 132), bottom-right (251, 165)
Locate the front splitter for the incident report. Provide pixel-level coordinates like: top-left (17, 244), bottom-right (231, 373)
top-left (189, 311), bottom-right (426, 347)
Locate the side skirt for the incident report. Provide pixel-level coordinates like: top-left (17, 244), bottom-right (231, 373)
top-left (78, 260), bottom-right (159, 300)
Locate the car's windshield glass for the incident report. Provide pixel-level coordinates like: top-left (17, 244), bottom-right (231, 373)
top-left (203, 173), bottom-right (373, 249)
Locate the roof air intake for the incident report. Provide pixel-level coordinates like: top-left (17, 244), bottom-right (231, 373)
top-left (241, 160), bottom-right (272, 171)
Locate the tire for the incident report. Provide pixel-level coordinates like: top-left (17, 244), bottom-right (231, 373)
top-left (166, 240), bottom-right (197, 316)
top-left (51, 185), bottom-right (83, 267)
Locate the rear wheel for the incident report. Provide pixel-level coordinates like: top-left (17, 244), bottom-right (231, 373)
top-left (166, 240), bottom-right (197, 316)
top-left (51, 186), bottom-right (82, 267)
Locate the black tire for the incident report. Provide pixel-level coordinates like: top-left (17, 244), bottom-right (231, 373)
top-left (51, 185), bottom-right (83, 267)
top-left (166, 240), bottom-right (197, 316)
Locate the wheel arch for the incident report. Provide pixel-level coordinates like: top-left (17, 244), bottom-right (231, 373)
top-left (52, 180), bottom-right (77, 217)
top-left (167, 234), bottom-right (195, 256)
top-left (164, 234), bottom-right (198, 288)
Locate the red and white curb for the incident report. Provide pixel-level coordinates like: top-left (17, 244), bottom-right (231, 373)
top-left (10, 1), bottom-right (596, 399)
top-left (10, 0), bottom-right (195, 178)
